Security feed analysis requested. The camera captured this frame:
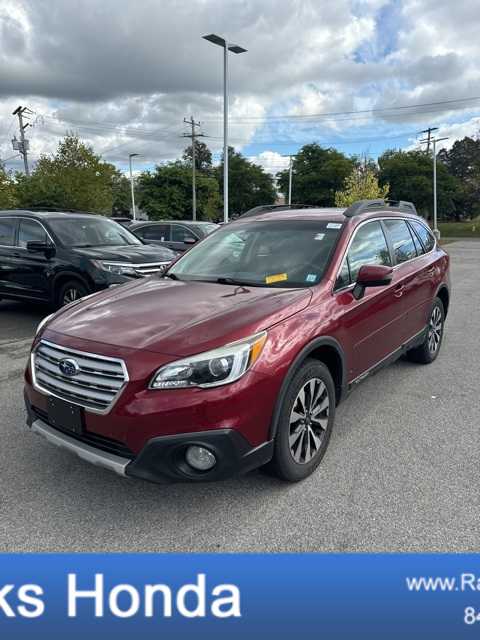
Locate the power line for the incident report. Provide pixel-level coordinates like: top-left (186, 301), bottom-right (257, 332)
top-left (201, 95), bottom-right (480, 122)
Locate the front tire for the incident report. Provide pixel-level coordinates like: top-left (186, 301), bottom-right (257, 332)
top-left (406, 297), bottom-right (445, 364)
top-left (269, 360), bottom-right (335, 482)
top-left (56, 280), bottom-right (88, 308)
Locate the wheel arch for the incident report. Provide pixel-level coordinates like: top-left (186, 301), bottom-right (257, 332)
top-left (268, 336), bottom-right (347, 440)
top-left (51, 271), bottom-right (92, 303)
top-left (436, 285), bottom-right (450, 318)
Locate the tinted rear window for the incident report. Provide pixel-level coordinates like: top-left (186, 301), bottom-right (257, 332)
top-left (0, 218), bottom-right (16, 246)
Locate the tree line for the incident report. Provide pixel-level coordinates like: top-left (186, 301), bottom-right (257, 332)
top-left (1, 133), bottom-right (479, 221)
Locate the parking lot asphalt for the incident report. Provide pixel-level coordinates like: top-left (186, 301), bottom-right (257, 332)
top-left (0, 240), bottom-right (478, 552)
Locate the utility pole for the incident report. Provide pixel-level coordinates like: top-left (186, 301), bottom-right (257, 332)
top-left (282, 155), bottom-right (297, 205)
top-left (419, 134), bottom-right (448, 239)
top-left (420, 127), bottom-right (438, 153)
top-left (128, 153), bottom-right (140, 220)
top-left (182, 116), bottom-right (204, 221)
top-left (12, 106), bottom-right (33, 175)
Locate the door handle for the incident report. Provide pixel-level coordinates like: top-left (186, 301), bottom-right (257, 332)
top-left (394, 284), bottom-right (405, 298)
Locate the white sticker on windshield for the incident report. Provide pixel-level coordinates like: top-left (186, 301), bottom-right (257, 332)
top-left (314, 233), bottom-right (325, 241)
top-left (327, 222), bottom-right (342, 229)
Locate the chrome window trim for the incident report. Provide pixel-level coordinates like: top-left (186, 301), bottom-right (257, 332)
top-left (332, 216), bottom-right (437, 294)
top-left (31, 339), bottom-right (129, 415)
top-left (0, 215), bottom-right (56, 248)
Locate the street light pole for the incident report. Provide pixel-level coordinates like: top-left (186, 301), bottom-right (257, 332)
top-left (282, 154), bottom-right (296, 205)
top-left (203, 34), bottom-right (247, 223)
top-left (128, 153), bottom-right (140, 221)
top-left (223, 42), bottom-right (229, 223)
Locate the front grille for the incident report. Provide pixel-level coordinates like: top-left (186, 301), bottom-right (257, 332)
top-left (32, 406), bottom-right (134, 459)
top-left (134, 262), bottom-right (170, 276)
top-left (32, 340), bottom-right (128, 413)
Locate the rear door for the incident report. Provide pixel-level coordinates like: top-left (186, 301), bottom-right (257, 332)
top-left (169, 224), bottom-right (199, 252)
top-left (382, 218), bottom-right (428, 342)
top-left (14, 218), bottom-right (53, 300)
top-left (0, 217), bottom-right (22, 297)
top-left (407, 220), bottom-right (439, 331)
top-left (334, 220), bottom-right (402, 380)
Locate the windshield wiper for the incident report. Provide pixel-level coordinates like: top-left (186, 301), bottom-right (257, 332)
top-left (163, 272), bottom-right (180, 280)
top-left (215, 277), bottom-right (263, 287)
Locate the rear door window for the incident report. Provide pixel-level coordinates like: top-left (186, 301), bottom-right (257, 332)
top-left (0, 218), bottom-right (17, 246)
top-left (18, 219), bottom-right (49, 248)
top-left (142, 225), bottom-right (170, 241)
top-left (410, 221), bottom-right (435, 253)
top-left (171, 224), bottom-right (196, 243)
top-left (383, 219), bottom-right (417, 264)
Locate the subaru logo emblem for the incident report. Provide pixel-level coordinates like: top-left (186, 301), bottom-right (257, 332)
top-left (58, 358), bottom-right (80, 377)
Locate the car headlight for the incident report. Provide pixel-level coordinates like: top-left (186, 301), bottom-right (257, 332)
top-left (150, 331), bottom-right (267, 389)
top-left (92, 260), bottom-right (138, 276)
top-left (35, 313), bottom-right (54, 336)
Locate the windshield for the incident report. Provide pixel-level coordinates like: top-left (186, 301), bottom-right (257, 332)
top-left (49, 217), bottom-right (143, 247)
top-left (169, 220), bottom-right (343, 287)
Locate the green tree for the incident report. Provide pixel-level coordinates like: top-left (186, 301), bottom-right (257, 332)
top-left (378, 149), bottom-right (460, 220)
top-left (277, 144), bottom-right (355, 206)
top-left (137, 161), bottom-right (221, 220)
top-left (335, 165), bottom-right (389, 206)
top-left (216, 147), bottom-right (276, 216)
top-left (183, 140), bottom-right (213, 173)
top-left (15, 134), bottom-right (119, 213)
top-left (112, 173), bottom-right (133, 216)
top-left (0, 166), bottom-right (18, 208)
top-left (438, 137), bottom-right (480, 219)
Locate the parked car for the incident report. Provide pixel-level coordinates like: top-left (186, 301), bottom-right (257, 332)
top-left (0, 210), bottom-right (178, 308)
top-left (24, 199), bottom-right (450, 484)
top-left (130, 220), bottom-right (219, 252)
top-left (111, 216), bottom-right (134, 227)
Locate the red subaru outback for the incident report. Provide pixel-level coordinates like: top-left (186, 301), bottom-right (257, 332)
top-left (24, 200), bottom-right (450, 483)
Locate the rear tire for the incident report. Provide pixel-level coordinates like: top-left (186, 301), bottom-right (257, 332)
top-left (406, 297), bottom-right (445, 364)
top-left (268, 359), bottom-right (335, 482)
top-left (56, 280), bottom-right (88, 309)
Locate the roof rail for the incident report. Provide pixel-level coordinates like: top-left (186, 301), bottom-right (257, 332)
top-left (240, 203), bottom-right (315, 219)
top-left (343, 199), bottom-right (417, 218)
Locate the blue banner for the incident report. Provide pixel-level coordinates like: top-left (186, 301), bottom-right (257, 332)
top-left (0, 554), bottom-right (479, 638)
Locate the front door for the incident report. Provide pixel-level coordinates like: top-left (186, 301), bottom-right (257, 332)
top-left (334, 220), bottom-right (404, 381)
top-left (14, 218), bottom-right (53, 301)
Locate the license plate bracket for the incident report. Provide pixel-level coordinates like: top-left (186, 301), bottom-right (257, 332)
top-left (47, 397), bottom-right (84, 435)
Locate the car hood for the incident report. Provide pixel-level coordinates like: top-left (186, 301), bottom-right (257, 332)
top-left (73, 244), bottom-right (177, 263)
top-left (45, 278), bottom-right (313, 356)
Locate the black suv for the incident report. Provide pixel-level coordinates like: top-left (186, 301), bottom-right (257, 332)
top-left (0, 210), bottom-right (178, 307)
top-left (130, 220), bottom-right (219, 252)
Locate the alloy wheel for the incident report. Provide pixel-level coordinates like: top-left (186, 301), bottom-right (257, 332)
top-left (428, 306), bottom-right (442, 354)
top-left (289, 378), bottom-right (329, 464)
top-left (63, 287), bottom-right (81, 305)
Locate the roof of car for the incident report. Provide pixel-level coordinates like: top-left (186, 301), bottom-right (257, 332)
top-left (233, 202), bottom-right (422, 224)
top-left (0, 209), bottom-right (105, 220)
top-left (130, 220), bottom-right (218, 226)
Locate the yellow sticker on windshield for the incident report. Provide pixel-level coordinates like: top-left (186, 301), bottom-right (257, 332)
top-left (265, 273), bottom-right (288, 284)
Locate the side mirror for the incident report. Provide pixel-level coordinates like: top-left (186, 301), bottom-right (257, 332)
top-left (26, 241), bottom-right (55, 255)
top-left (353, 264), bottom-right (393, 300)
top-left (183, 236), bottom-right (197, 245)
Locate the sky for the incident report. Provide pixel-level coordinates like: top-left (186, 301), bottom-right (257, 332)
top-left (1, 0), bottom-right (480, 178)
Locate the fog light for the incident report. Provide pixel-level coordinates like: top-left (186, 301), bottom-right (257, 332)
top-left (185, 445), bottom-right (217, 471)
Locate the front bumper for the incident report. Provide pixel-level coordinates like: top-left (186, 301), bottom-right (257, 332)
top-left (25, 396), bottom-right (273, 483)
